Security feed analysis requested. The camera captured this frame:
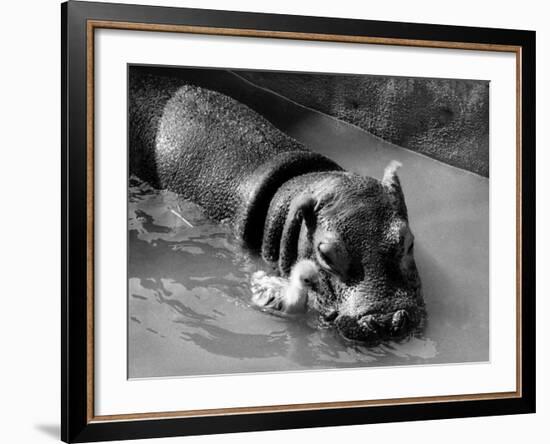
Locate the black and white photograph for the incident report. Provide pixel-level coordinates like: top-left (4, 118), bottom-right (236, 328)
top-left (0, 0), bottom-right (543, 442)
top-left (127, 65), bottom-right (489, 379)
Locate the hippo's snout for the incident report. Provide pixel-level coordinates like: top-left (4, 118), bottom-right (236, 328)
top-left (334, 306), bottom-right (421, 344)
top-left (263, 160), bottom-right (426, 344)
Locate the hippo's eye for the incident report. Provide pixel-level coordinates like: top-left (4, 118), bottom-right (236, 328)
top-left (318, 246), bottom-right (334, 270)
top-left (403, 232), bottom-right (415, 256)
top-left (316, 238), bottom-right (351, 281)
top-left (322, 252), bottom-right (332, 265)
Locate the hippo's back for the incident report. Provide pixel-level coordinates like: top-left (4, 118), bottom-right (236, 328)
top-left (129, 72), bottom-right (341, 241)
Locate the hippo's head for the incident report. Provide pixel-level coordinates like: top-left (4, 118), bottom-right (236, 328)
top-left (277, 161), bottom-right (424, 344)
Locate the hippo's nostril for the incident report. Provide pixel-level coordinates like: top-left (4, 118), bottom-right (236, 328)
top-left (391, 309), bottom-right (410, 336)
top-left (335, 314), bottom-right (381, 343)
top-left (358, 314), bottom-right (382, 334)
top-left (323, 309), bottom-right (339, 322)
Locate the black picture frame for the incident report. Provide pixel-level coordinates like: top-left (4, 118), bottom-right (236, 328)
top-left (61, 1), bottom-right (536, 442)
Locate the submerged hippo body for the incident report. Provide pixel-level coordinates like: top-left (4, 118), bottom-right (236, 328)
top-left (129, 71), bottom-right (425, 344)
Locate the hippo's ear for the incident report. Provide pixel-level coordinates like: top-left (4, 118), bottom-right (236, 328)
top-left (382, 160), bottom-right (402, 190)
top-left (279, 193), bottom-right (319, 276)
top-left (288, 193), bottom-right (319, 231)
top-left (382, 161), bottom-right (408, 217)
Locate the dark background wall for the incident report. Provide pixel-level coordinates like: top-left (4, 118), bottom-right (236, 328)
top-left (237, 71), bottom-right (489, 177)
top-left (131, 66), bottom-right (489, 177)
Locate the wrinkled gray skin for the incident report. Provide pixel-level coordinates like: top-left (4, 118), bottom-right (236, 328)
top-left (129, 71), bottom-right (425, 344)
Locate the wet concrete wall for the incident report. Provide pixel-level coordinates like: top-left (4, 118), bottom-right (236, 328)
top-left (237, 71), bottom-right (489, 177)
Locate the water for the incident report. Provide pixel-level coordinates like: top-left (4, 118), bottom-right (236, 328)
top-left (128, 91), bottom-right (489, 379)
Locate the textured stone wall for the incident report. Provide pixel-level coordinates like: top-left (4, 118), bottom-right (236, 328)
top-left (237, 71), bottom-right (489, 177)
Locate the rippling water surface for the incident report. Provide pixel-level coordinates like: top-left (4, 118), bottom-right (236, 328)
top-left (128, 91), bottom-right (489, 379)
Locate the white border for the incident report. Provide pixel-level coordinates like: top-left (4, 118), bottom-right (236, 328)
top-left (95, 29), bottom-right (517, 416)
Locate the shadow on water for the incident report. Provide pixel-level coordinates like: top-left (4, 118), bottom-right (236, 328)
top-left (178, 319), bottom-right (289, 359)
top-left (155, 287), bottom-right (217, 323)
top-left (127, 69), bottom-right (489, 378)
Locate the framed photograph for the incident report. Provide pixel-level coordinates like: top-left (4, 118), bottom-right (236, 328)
top-left (61, 1), bottom-right (535, 442)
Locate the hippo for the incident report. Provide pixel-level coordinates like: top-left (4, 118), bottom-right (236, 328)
top-left (129, 70), bottom-right (425, 344)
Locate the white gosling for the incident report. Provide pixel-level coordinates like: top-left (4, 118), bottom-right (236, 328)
top-left (251, 259), bottom-right (319, 315)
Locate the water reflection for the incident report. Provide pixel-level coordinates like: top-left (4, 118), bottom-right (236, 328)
top-left (179, 320), bottom-right (289, 359)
